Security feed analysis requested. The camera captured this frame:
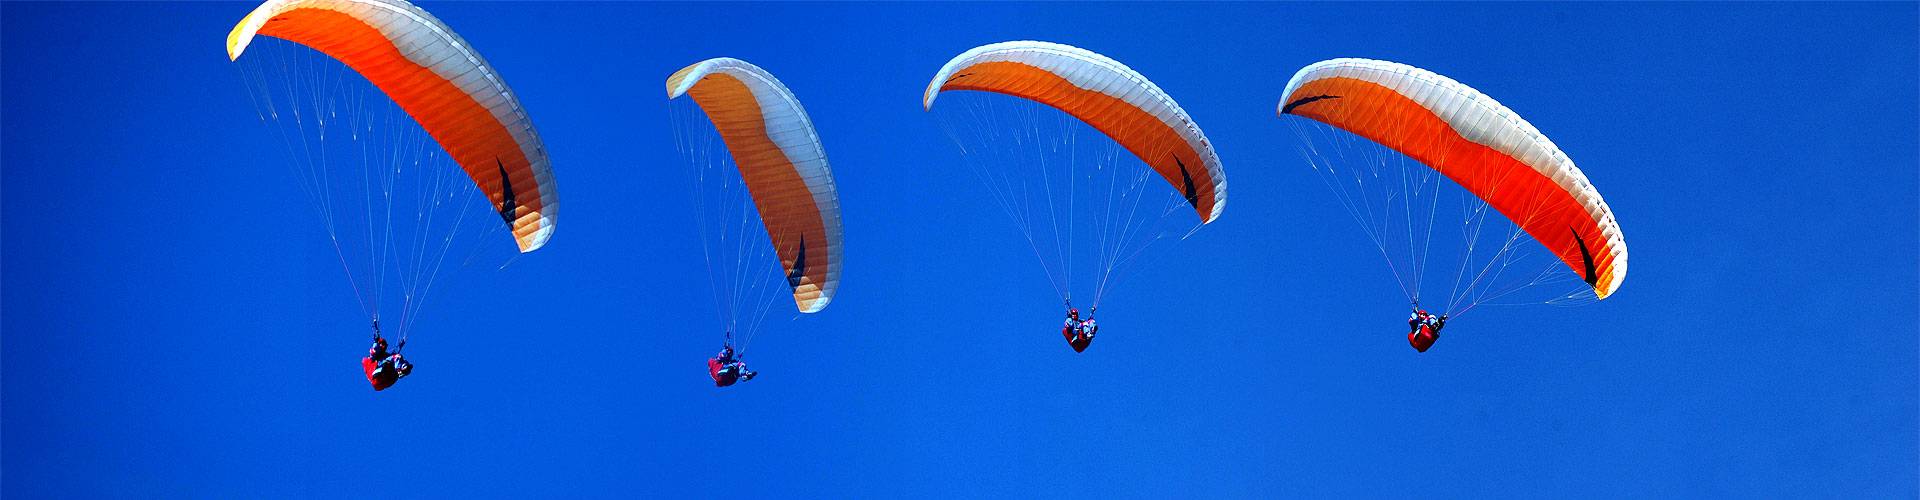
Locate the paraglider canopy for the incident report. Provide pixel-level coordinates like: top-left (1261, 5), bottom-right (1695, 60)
top-left (228, 0), bottom-right (560, 252)
top-left (228, 0), bottom-right (559, 349)
top-left (1280, 58), bottom-right (1626, 300)
top-left (668, 57), bottom-right (844, 313)
top-left (924, 41), bottom-right (1228, 224)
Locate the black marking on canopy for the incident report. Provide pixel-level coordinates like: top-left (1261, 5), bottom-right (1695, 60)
top-left (787, 235), bottom-right (808, 289)
top-left (944, 72), bottom-right (975, 85)
top-left (1281, 94), bottom-right (1342, 115)
top-left (1571, 227), bottom-right (1599, 287)
top-left (1175, 155), bottom-right (1200, 209)
top-left (497, 159), bottom-right (518, 228)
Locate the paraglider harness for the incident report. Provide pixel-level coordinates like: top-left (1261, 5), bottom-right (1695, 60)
top-left (1407, 307), bottom-right (1447, 353)
top-left (708, 333), bottom-right (756, 387)
top-left (365, 319), bottom-right (414, 390)
top-left (1062, 303), bottom-right (1099, 353)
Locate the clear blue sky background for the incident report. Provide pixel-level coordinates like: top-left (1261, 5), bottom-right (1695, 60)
top-left (5, 2), bottom-right (1916, 497)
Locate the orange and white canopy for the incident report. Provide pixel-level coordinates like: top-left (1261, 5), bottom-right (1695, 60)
top-left (924, 41), bottom-right (1227, 224)
top-left (1280, 58), bottom-right (1627, 299)
top-left (668, 58), bottom-right (843, 314)
top-left (228, 0), bottom-right (558, 252)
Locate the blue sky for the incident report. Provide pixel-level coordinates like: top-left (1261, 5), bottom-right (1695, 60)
top-left (4, 2), bottom-right (1915, 497)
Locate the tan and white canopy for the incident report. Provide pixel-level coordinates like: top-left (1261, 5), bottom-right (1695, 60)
top-left (1280, 58), bottom-right (1627, 299)
top-left (668, 58), bottom-right (843, 314)
top-left (228, 0), bottom-right (558, 252)
top-left (924, 41), bottom-right (1227, 224)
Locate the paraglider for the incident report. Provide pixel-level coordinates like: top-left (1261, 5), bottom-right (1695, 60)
top-left (925, 41), bottom-right (1226, 352)
top-left (1406, 309), bottom-right (1446, 353)
top-left (1061, 308), bottom-right (1098, 353)
top-left (706, 344), bottom-right (757, 387)
top-left (667, 57), bottom-right (844, 386)
top-left (361, 320), bottom-right (414, 391)
top-left (228, 0), bottom-right (558, 386)
top-left (1279, 58), bottom-right (1627, 351)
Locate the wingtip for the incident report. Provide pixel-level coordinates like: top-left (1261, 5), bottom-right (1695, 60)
top-left (225, 9), bottom-right (258, 62)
